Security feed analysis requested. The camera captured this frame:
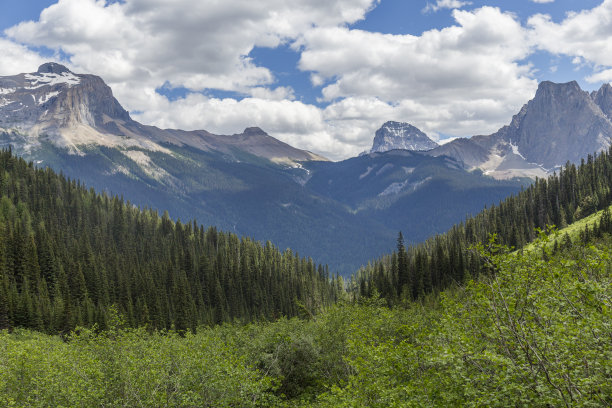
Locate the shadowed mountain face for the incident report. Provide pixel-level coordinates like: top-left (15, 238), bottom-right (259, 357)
top-left (428, 81), bottom-right (612, 179)
top-left (1, 63), bottom-right (528, 274)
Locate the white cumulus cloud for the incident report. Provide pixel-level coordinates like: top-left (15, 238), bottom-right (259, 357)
top-left (0, 38), bottom-right (48, 76)
top-left (528, 0), bottom-right (612, 81)
top-left (297, 7), bottom-right (536, 150)
top-left (6, 0), bottom-right (379, 92)
top-left (3, 0), bottom-right (610, 161)
top-left (423, 0), bottom-right (472, 13)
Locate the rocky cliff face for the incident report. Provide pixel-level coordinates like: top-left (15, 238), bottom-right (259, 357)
top-left (428, 81), bottom-right (612, 179)
top-left (502, 81), bottom-right (612, 168)
top-left (370, 121), bottom-right (438, 153)
top-left (592, 83), bottom-right (612, 119)
top-left (0, 62), bottom-right (129, 128)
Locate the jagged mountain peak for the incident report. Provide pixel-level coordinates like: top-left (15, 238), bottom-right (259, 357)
top-left (536, 80), bottom-right (581, 93)
top-left (527, 81), bottom-right (590, 110)
top-left (242, 127), bottom-right (267, 136)
top-left (370, 121), bottom-right (438, 153)
top-left (37, 62), bottom-right (72, 75)
top-left (592, 82), bottom-right (612, 118)
top-left (429, 80), bottom-right (612, 179)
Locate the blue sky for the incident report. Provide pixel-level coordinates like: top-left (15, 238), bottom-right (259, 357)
top-left (1, 0), bottom-right (611, 159)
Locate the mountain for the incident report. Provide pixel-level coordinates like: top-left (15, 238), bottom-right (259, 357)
top-left (370, 121), bottom-right (438, 153)
top-left (428, 81), bottom-right (612, 179)
top-left (0, 63), bottom-right (526, 274)
top-left (0, 62), bottom-right (325, 165)
top-left (1, 63), bottom-right (361, 267)
top-left (304, 150), bottom-right (521, 239)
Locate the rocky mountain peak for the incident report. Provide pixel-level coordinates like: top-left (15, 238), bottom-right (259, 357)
top-left (37, 62), bottom-right (72, 75)
top-left (0, 62), bottom-right (134, 149)
top-left (592, 82), bottom-right (612, 118)
top-left (370, 121), bottom-right (438, 153)
top-left (536, 80), bottom-right (581, 95)
top-left (504, 80), bottom-right (611, 168)
top-left (243, 127), bottom-right (268, 136)
top-left (429, 80), bottom-right (612, 179)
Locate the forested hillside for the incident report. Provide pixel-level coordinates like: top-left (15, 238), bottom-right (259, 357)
top-left (354, 149), bottom-right (612, 303)
top-left (0, 149), bottom-right (340, 333)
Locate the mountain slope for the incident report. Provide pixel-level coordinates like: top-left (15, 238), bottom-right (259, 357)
top-left (305, 150), bottom-right (522, 239)
top-left (0, 149), bottom-right (340, 333)
top-left (356, 146), bottom-right (612, 305)
top-left (0, 63), bottom-right (325, 165)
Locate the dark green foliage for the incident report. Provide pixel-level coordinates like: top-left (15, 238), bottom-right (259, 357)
top-left (0, 150), bottom-right (340, 333)
top-left (356, 149), bottom-right (612, 304)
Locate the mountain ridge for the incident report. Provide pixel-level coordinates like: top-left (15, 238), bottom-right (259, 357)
top-left (0, 63), bottom-right (326, 166)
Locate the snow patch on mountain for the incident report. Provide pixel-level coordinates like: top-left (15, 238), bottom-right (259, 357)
top-left (37, 91), bottom-right (60, 105)
top-left (359, 166), bottom-right (374, 179)
top-left (24, 72), bottom-right (81, 89)
top-left (378, 176), bottom-right (432, 197)
top-left (379, 180), bottom-right (408, 196)
top-left (376, 163), bottom-right (394, 176)
top-left (0, 98), bottom-right (13, 108)
top-left (509, 142), bottom-right (526, 160)
top-left (105, 164), bottom-right (131, 177)
top-left (0, 88), bottom-right (16, 95)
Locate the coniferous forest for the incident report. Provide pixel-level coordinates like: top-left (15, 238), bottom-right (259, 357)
top-left (0, 149), bottom-right (340, 333)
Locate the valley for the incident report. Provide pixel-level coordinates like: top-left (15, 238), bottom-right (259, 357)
top-left (2, 1), bottom-right (612, 407)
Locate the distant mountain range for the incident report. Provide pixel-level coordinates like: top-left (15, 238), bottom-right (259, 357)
top-left (0, 62), bottom-right (325, 165)
top-left (1, 63), bottom-right (608, 273)
top-left (369, 81), bottom-right (612, 179)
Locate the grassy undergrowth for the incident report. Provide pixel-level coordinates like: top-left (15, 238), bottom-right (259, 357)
top-left (521, 204), bottom-right (612, 253)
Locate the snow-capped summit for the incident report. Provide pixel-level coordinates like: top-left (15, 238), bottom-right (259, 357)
top-left (37, 62), bottom-right (73, 75)
top-left (370, 121), bottom-right (438, 153)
